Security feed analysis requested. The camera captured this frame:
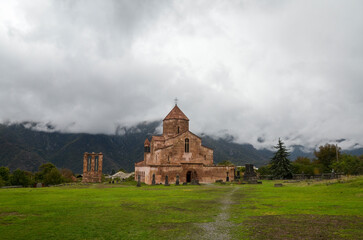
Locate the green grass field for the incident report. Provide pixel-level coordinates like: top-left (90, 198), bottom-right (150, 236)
top-left (0, 177), bottom-right (362, 240)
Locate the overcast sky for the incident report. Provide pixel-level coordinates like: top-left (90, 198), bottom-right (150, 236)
top-left (0, 0), bottom-right (362, 150)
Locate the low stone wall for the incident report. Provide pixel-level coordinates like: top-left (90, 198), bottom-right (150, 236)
top-left (259, 173), bottom-right (345, 180)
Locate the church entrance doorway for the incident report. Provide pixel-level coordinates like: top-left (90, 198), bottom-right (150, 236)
top-left (186, 171), bottom-right (192, 183)
top-left (186, 170), bottom-right (197, 183)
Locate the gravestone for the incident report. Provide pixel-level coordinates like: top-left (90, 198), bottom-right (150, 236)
top-left (183, 182), bottom-right (187, 185)
top-left (274, 183), bottom-right (283, 187)
top-left (176, 175), bottom-right (180, 186)
top-left (152, 174), bottom-right (156, 185)
top-left (36, 183), bottom-right (42, 188)
top-left (191, 179), bottom-right (199, 185)
top-left (137, 175), bottom-right (141, 187)
top-left (165, 175), bottom-right (170, 186)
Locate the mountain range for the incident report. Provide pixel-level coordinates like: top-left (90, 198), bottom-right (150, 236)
top-left (0, 121), bottom-right (362, 174)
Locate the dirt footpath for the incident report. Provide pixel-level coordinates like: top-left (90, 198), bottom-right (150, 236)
top-left (193, 187), bottom-right (238, 240)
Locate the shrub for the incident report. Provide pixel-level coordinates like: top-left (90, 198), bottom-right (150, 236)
top-left (10, 169), bottom-right (32, 187)
top-left (0, 167), bottom-right (10, 185)
top-left (332, 154), bottom-right (363, 175)
top-left (257, 165), bottom-right (272, 175)
top-left (61, 168), bottom-right (75, 182)
top-left (44, 168), bottom-right (63, 185)
top-left (0, 176), bottom-right (5, 187)
top-left (36, 163), bottom-right (57, 182)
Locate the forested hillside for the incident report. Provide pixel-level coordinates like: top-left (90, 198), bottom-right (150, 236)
top-left (0, 122), bottom-right (362, 173)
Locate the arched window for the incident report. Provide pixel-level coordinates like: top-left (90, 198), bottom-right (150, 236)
top-left (144, 146), bottom-right (150, 153)
top-left (95, 156), bottom-right (99, 171)
top-left (87, 156), bottom-right (91, 172)
top-left (177, 126), bottom-right (180, 134)
top-left (185, 138), bottom-right (189, 152)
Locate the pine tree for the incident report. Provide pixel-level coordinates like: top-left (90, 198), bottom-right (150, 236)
top-left (270, 138), bottom-right (293, 179)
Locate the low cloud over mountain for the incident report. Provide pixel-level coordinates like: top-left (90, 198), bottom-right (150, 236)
top-left (0, 1), bottom-right (362, 151)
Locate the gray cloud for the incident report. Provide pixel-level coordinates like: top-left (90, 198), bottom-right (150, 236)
top-left (0, 0), bottom-right (362, 151)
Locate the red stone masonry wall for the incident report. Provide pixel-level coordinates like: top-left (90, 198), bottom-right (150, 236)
top-left (135, 105), bottom-right (235, 184)
top-left (163, 119), bottom-right (189, 138)
top-left (134, 164), bottom-right (234, 184)
top-left (82, 152), bottom-right (103, 183)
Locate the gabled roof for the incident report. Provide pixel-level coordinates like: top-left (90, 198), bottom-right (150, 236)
top-left (144, 138), bottom-right (150, 146)
top-left (163, 105), bottom-right (189, 121)
top-left (166, 130), bottom-right (201, 140)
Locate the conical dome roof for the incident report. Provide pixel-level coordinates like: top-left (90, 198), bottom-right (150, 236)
top-left (163, 105), bottom-right (189, 121)
top-left (144, 138), bottom-right (150, 146)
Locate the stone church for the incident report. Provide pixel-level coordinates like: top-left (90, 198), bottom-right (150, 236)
top-left (135, 104), bottom-right (235, 184)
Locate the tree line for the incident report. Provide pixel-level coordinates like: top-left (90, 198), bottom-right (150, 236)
top-left (258, 139), bottom-right (363, 179)
top-left (0, 163), bottom-right (75, 187)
